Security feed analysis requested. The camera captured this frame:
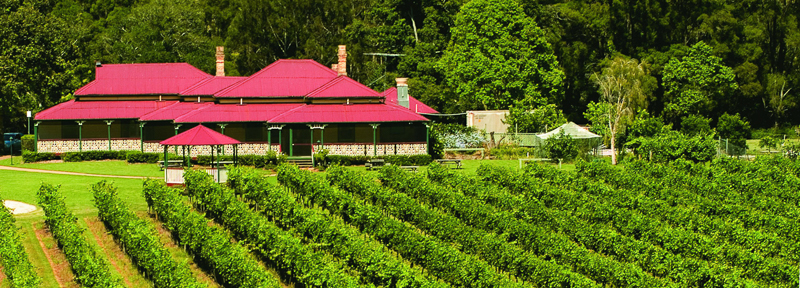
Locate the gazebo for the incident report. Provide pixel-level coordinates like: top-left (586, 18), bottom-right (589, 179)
top-left (160, 124), bottom-right (241, 184)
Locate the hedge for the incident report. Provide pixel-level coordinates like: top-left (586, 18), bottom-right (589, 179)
top-left (22, 151), bottom-right (59, 163)
top-left (21, 135), bottom-right (35, 152)
top-left (323, 154), bottom-right (431, 166)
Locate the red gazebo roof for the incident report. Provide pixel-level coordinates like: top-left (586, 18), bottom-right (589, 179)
top-left (160, 125), bottom-right (241, 146)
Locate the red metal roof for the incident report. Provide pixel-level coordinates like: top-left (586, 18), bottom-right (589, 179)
top-left (382, 87), bottom-right (439, 114)
top-left (268, 104), bottom-right (430, 123)
top-left (180, 76), bottom-right (246, 95)
top-left (34, 100), bottom-right (178, 120)
top-left (75, 63), bottom-right (211, 95)
top-left (306, 77), bottom-right (381, 98)
top-left (215, 60), bottom-right (338, 98)
top-left (174, 103), bottom-right (304, 123)
top-left (160, 124), bottom-right (241, 146)
top-left (139, 102), bottom-right (213, 121)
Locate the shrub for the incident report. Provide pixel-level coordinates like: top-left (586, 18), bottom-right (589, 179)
top-left (22, 151), bottom-right (59, 163)
top-left (125, 152), bottom-right (160, 163)
top-left (543, 131), bottom-right (578, 162)
top-left (489, 145), bottom-right (541, 159)
top-left (325, 155), bottom-right (371, 166)
top-left (62, 151), bottom-right (131, 162)
top-left (680, 115), bottom-right (712, 136)
top-left (383, 155), bottom-right (432, 166)
top-left (717, 113), bottom-right (751, 155)
top-left (21, 135), bottom-right (35, 152)
top-left (628, 131), bottom-right (716, 162)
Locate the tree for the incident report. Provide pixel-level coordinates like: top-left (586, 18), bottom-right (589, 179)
top-left (440, 0), bottom-right (564, 110)
top-left (587, 56), bottom-right (653, 164)
top-left (763, 73), bottom-right (795, 127)
top-left (544, 130), bottom-right (578, 163)
top-left (758, 136), bottom-right (779, 153)
top-left (505, 103), bottom-right (566, 133)
top-left (680, 115), bottom-right (712, 136)
top-left (662, 42), bottom-right (738, 120)
top-left (716, 112), bottom-right (751, 155)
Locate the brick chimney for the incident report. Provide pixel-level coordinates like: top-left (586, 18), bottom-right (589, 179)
top-left (396, 78), bottom-right (409, 109)
top-left (215, 46), bottom-right (225, 77)
top-left (337, 45), bottom-right (347, 76)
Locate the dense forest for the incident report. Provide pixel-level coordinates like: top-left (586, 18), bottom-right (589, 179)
top-left (1, 0), bottom-right (798, 134)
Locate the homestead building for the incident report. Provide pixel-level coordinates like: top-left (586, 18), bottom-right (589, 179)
top-left (33, 46), bottom-right (437, 157)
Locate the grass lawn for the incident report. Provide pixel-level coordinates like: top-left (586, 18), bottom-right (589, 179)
top-left (0, 158), bottom-right (162, 178)
top-left (0, 170), bottom-right (148, 223)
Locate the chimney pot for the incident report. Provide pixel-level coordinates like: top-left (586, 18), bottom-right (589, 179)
top-left (337, 45), bottom-right (347, 76)
top-left (396, 77), bottom-right (409, 109)
top-left (95, 60), bottom-right (102, 67)
top-left (215, 46), bottom-right (225, 77)
top-left (331, 63), bottom-right (338, 71)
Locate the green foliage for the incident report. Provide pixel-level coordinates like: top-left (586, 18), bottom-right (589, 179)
top-left (662, 42), bottom-right (738, 120)
top-left (125, 152), bottom-right (160, 163)
top-left (628, 110), bottom-right (670, 138)
top-left (0, 194), bottom-right (41, 287)
top-left (627, 131), bottom-right (717, 162)
top-left (584, 101), bottom-right (611, 136)
top-left (20, 134), bottom-right (34, 151)
top-left (181, 169), bottom-right (359, 287)
top-left (716, 112), bottom-right (751, 155)
top-left (195, 151), bottom-right (285, 168)
top-left (680, 115), bottom-right (713, 136)
top-left (505, 103), bottom-right (567, 133)
top-left (544, 130), bottom-right (578, 162)
top-left (226, 166), bottom-right (447, 287)
top-left (142, 179), bottom-right (281, 287)
top-left (92, 181), bottom-right (204, 288)
top-left (758, 136), bottom-right (779, 152)
top-left (329, 165), bottom-right (597, 287)
top-left (440, 0), bottom-right (564, 110)
top-left (279, 164), bottom-right (523, 287)
top-left (22, 150), bottom-right (58, 162)
top-left (62, 150), bottom-right (133, 162)
top-left (37, 183), bottom-right (124, 287)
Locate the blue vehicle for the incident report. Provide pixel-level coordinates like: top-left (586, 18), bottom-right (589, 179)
top-left (3, 133), bottom-right (22, 155)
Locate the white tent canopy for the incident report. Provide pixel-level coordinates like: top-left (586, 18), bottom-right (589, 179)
top-left (537, 122), bottom-right (601, 140)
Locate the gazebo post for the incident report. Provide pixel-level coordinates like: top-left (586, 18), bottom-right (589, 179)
top-left (216, 145), bottom-right (221, 183)
top-left (267, 128), bottom-right (271, 152)
top-left (217, 124), bottom-right (227, 155)
top-left (163, 146), bottom-right (168, 171)
top-left (173, 124), bottom-right (182, 154)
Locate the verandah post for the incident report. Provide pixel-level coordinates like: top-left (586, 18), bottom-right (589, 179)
top-left (139, 122), bottom-right (147, 152)
top-left (34, 122), bottom-right (40, 152)
top-left (105, 120), bottom-right (114, 150)
top-left (370, 123), bottom-right (380, 156)
top-left (289, 128), bottom-right (293, 156)
top-left (424, 122), bottom-right (431, 155)
top-left (76, 121), bottom-right (85, 152)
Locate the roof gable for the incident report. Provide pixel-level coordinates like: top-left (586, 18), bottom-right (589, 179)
top-left (75, 63), bottom-right (211, 96)
top-left (215, 59), bottom-right (338, 98)
top-left (306, 77), bottom-right (381, 98)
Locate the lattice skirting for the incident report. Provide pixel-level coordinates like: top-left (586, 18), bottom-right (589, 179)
top-left (38, 140), bottom-right (283, 156)
top-left (318, 144), bottom-right (426, 156)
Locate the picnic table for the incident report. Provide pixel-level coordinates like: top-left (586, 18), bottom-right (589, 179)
top-left (435, 159), bottom-right (462, 169)
top-left (158, 160), bottom-right (184, 170)
top-left (399, 166), bottom-right (419, 173)
top-left (365, 159), bottom-right (385, 171)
